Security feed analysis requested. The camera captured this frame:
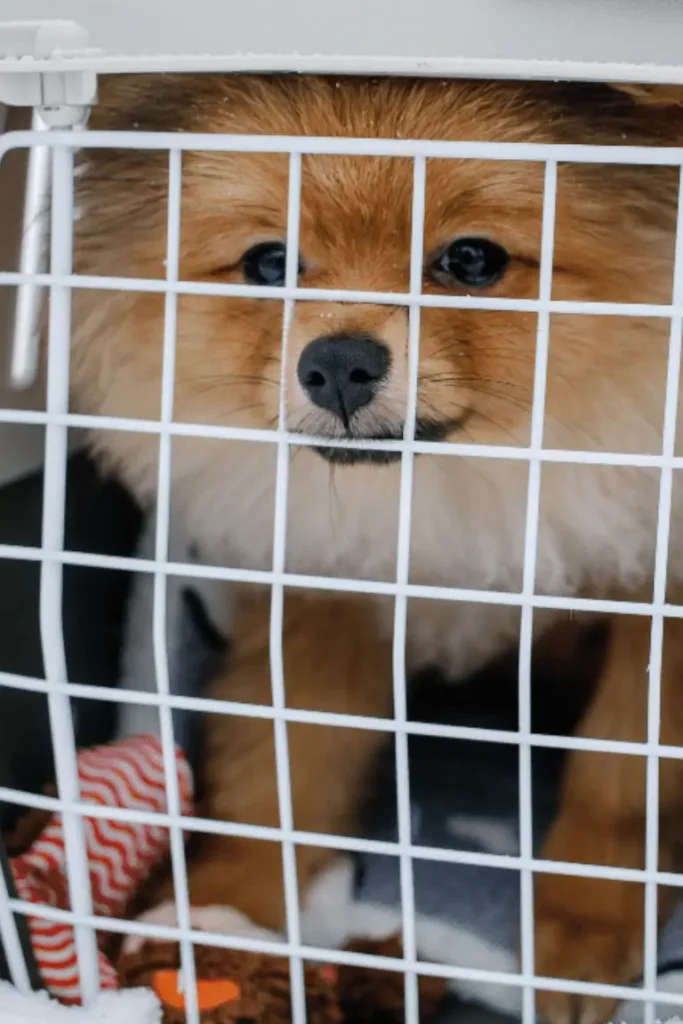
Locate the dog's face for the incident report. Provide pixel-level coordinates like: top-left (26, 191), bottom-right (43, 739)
top-left (71, 76), bottom-right (680, 498)
top-left (173, 144), bottom-right (548, 462)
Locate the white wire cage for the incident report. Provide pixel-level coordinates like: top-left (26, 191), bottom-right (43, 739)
top-left (3, 7), bottom-right (683, 1024)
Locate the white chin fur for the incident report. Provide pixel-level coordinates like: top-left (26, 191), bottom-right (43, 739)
top-left (165, 417), bottom-right (667, 679)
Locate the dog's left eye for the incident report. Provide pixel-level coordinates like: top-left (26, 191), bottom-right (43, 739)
top-left (431, 237), bottom-right (509, 289)
top-left (241, 241), bottom-right (302, 287)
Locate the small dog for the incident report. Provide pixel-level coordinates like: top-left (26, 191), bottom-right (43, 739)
top-left (71, 76), bottom-right (683, 1022)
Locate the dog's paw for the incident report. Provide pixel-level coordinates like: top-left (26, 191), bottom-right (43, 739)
top-left (123, 900), bottom-right (180, 955)
top-left (534, 908), bottom-right (642, 1024)
top-left (123, 901), bottom-right (280, 956)
top-left (185, 905), bottom-right (281, 945)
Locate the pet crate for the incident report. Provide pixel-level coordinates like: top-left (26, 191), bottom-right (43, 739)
top-left (2, 3), bottom-right (683, 1023)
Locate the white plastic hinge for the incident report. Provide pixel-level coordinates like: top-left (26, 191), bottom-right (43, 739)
top-left (0, 21), bottom-right (98, 125)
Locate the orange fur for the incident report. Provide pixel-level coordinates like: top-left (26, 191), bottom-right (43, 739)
top-left (167, 589), bottom-right (393, 930)
top-left (70, 76), bottom-right (683, 1022)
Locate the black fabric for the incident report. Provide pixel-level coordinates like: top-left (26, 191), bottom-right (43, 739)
top-left (0, 451), bottom-right (143, 832)
top-left (0, 830), bottom-right (41, 988)
top-left (0, 451), bottom-right (143, 985)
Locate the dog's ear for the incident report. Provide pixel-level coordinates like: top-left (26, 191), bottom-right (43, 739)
top-left (609, 83), bottom-right (683, 108)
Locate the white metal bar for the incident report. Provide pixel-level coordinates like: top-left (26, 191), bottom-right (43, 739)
top-left (15, 668), bottom-right (683, 758)
top-left (391, 154), bottom-right (427, 1024)
top-left (268, 151), bottom-right (307, 1024)
top-left (10, 111), bottom-right (50, 389)
top-left (150, 147), bottom-right (200, 1024)
top-left (4, 404), bottom-right (683, 468)
top-left (516, 159), bottom-right (557, 1024)
top-left (6, 775), bottom-right (683, 885)
top-left (4, 129), bottom-right (683, 166)
top-left (9, 671), bottom-right (683, 757)
top-left (39, 143), bottom-right (100, 1001)
top-left (641, 166), bottom-right (683, 1024)
top-left (7, 267), bottom-right (683, 322)
top-left (8, 542), bottom-right (683, 615)
top-left (9, 891), bottom-right (683, 1013)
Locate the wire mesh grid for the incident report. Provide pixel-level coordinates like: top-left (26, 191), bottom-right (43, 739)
top-left (0, 124), bottom-right (682, 1024)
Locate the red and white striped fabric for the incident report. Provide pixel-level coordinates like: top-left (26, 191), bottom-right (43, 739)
top-left (11, 735), bottom-right (193, 1004)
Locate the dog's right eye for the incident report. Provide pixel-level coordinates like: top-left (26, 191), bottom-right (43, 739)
top-left (241, 241), bottom-right (301, 287)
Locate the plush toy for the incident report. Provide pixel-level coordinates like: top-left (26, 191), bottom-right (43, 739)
top-left (6, 731), bottom-right (446, 1023)
top-left (118, 933), bottom-right (448, 1024)
top-left (10, 734), bottom-right (193, 1004)
top-left (120, 940), bottom-right (342, 1024)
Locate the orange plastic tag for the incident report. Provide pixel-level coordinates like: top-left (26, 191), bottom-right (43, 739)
top-left (153, 969), bottom-right (241, 1011)
top-left (319, 965), bottom-right (338, 985)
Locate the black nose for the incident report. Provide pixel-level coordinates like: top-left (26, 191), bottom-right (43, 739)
top-left (297, 333), bottom-right (390, 423)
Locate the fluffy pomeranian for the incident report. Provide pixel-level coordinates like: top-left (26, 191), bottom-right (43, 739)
top-left (70, 76), bottom-right (683, 1022)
